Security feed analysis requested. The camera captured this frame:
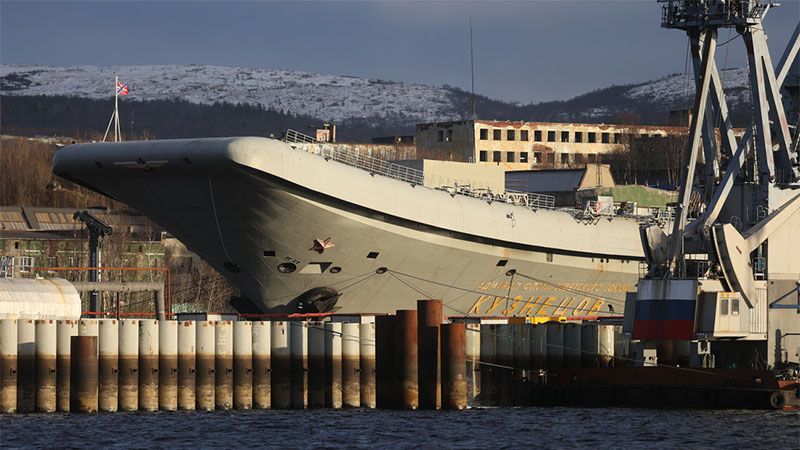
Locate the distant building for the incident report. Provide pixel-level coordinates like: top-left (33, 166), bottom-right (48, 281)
top-left (505, 164), bottom-right (616, 206)
top-left (415, 119), bottom-right (687, 170)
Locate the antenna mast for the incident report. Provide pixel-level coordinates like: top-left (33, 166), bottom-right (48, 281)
top-left (470, 16), bottom-right (476, 120)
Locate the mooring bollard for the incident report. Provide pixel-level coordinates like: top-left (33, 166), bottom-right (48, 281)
top-left (215, 320), bottom-right (233, 411)
top-left (70, 335), bottom-right (98, 413)
top-left (479, 323), bottom-right (498, 407)
top-left (0, 319), bottom-right (18, 413)
top-left (233, 320), bottom-right (253, 410)
top-left (397, 310), bottom-right (418, 410)
top-left (417, 299), bottom-right (442, 410)
top-left (139, 320), bottom-right (159, 412)
top-left (324, 321), bottom-right (342, 409)
top-left (118, 319), bottom-right (139, 412)
top-left (375, 315), bottom-right (396, 409)
top-left (56, 320), bottom-right (78, 412)
top-left (289, 320), bottom-right (308, 409)
top-left (359, 321), bottom-right (376, 409)
top-left (177, 321), bottom-right (196, 410)
top-left (17, 319), bottom-right (35, 413)
top-left (496, 324), bottom-right (514, 406)
top-left (196, 321), bottom-right (216, 411)
top-left (341, 322), bottom-right (360, 408)
top-left (465, 322), bottom-right (481, 407)
top-left (35, 320), bottom-right (57, 413)
top-left (271, 321), bottom-right (290, 409)
top-left (159, 320), bottom-right (178, 411)
top-left (252, 321), bottom-right (271, 409)
top-left (307, 322), bottom-right (326, 408)
top-left (441, 323), bottom-right (467, 410)
top-left (98, 319), bottom-right (119, 412)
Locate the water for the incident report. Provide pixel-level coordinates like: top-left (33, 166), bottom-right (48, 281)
top-left (1, 408), bottom-right (797, 448)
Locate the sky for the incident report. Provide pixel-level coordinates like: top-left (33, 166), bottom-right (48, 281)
top-left (1, 0), bottom-right (798, 103)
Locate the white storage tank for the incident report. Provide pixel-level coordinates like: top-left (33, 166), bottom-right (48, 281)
top-left (0, 278), bottom-right (81, 320)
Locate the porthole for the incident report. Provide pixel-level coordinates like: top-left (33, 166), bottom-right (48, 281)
top-left (376, 267), bottom-right (388, 274)
top-left (277, 262), bottom-right (297, 273)
top-left (330, 266), bottom-right (342, 274)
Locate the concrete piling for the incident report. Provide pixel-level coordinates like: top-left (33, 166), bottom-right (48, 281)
top-left (564, 323), bottom-right (582, 368)
top-left (465, 322), bottom-right (480, 406)
top-left (531, 324), bottom-right (547, 370)
top-left (289, 321), bottom-right (308, 409)
top-left (496, 324), bottom-right (514, 406)
top-left (397, 310), bottom-right (418, 409)
top-left (545, 322), bottom-right (564, 369)
top-left (252, 321), bottom-right (271, 409)
top-left (35, 320), bottom-right (57, 413)
top-left (271, 321), bottom-right (290, 409)
top-left (138, 320), bottom-right (159, 412)
top-left (417, 299), bottom-right (442, 410)
top-left (232, 321), bottom-right (253, 410)
top-left (307, 322), bottom-right (326, 408)
top-left (159, 320), bottom-right (178, 411)
top-left (512, 323), bottom-right (530, 397)
top-left (341, 322), bottom-right (360, 408)
top-left (479, 323), bottom-right (498, 406)
top-left (0, 319), bottom-right (18, 413)
top-left (56, 320), bottom-right (78, 412)
top-left (118, 319), bottom-right (139, 412)
top-left (195, 321), bottom-right (215, 411)
top-left (78, 319), bottom-right (98, 337)
top-left (375, 315), bottom-right (396, 409)
top-left (70, 336), bottom-right (98, 413)
top-left (359, 321), bottom-right (376, 409)
top-left (17, 319), bottom-right (36, 413)
top-left (215, 320), bottom-right (234, 410)
top-left (324, 322), bottom-right (342, 409)
top-left (441, 323), bottom-right (467, 410)
top-left (98, 319), bottom-right (119, 412)
top-left (177, 320), bottom-right (196, 410)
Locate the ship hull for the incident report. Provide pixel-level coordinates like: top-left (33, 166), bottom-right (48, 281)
top-left (54, 137), bottom-right (645, 317)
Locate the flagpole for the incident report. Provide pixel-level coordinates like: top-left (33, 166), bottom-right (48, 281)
top-left (114, 76), bottom-right (120, 141)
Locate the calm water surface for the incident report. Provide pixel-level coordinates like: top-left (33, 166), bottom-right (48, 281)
top-left (1, 407), bottom-right (798, 448)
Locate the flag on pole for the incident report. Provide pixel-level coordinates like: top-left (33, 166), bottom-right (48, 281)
top-left (116, 81), bottom-right (129, 96)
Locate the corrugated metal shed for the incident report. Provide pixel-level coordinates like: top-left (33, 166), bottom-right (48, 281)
top-left (0, 278), bottom-right (82, 320)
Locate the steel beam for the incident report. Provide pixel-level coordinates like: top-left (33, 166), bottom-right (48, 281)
top-left (776, 23), bottom-right (800, 88)
top-left (744, 29), bottom-right (776, 183)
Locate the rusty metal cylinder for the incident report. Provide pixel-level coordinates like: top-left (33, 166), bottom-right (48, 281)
top-left (0, 319), bottom-right (17, 413)
top-left (496, 324), bottom-right (514, 406)
top-left (252, 321), bottom-right (270, 409)
top-left (159, 320), bottom-right (178, 411)
top-left (479, 323), bottom-right (498, 406)
top-left (359, 321), bottom-right (376, 409)
top-left (465, 322), bottom-right (481, 407)
top-left (17, 319), bottom-right (35, 413)
top-left (341, 322), bottom-right (360, 408)
top-left (375, 315), bottom-right (395, 409)
top-left (307, 322), bottom-right (326, 408)
top-left (195, 321), bottom-right (215, 411)
top-left (531, 324), bottom-right (546, 370)
top-left (512, 323), bottom-right (531, 386)
top-left (233, 321), bottom-right (253, 410)
top-left (138, 320), bottom-right (159, 411)
top-left (441, 323), bottom-right (467, 410)
top-left (118, 319), bottom-right (139, 412)
top-left (417, 299), bottom-right (442, 410)
top-left (177, 320), bottom-right (196, 410)
top-left (79, 319), bottom-right (98, 337)
top-left (35, 320), bottom-right (57, 413)
top-left (397, 310), bottom-right (418, 409)
top-left (98, 319), bottom-right (119, 412)
top-left (324, 322), bottom-right (342, 409)
top-left (289, 320), bottom-right (308, 409)
top-left (545, 322), bottom-right (564, 369)
top-left (270, 321), bottom-right (290, 409)
top-left (215, 320), bottom-right (233, 410)
top-left (70, 335), bottom-right (98, 413)
top-left (56, 320), bottom-right (78, 412)
top-left (563, 323), bottom-right (581, 368)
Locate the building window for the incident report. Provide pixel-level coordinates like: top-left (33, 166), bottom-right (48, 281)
top-left (560, 153), bottom-right (569, 164)
top-left (533, 152), bottom-right (542, 164)
top-left (437, 130), bottom-right (444, 142)
top-left (507, 152), bottom-right (515, 163)
top-left (446, 130), bottom-right (453, 142)
top-left (588, 132), bottom-right (597, 143)
top-left (601, 132), bottom-right (610, 144)
top-left (613, 133), bottom-right (622, 144)
top-left (534, 130), bottom-right (542, 142)
top-left (18, 256), bottom-right (35, 273)
top-left (547, 131), bottom-right (556, 142)
top-left (720, 298), bottom-right (729, 315)
top-left (480, 129), bottom-right (488, 140)
top-left (575, 153), bottom-right (585, 164)
top-left (493, 129), bottom-right (502, 140)
top-left (520, 130), bottom-right (529, 141)
top-left (507, 130), bottom-right (515, 141)
top-left (493, 151), bottom-right (501, 162)
top-left (561, 131), bottom-right (569, 143)
top-left (547, 153), bottom-right (555, 164)
top-left (0, 256), bottom-right (13, 278)
top-left (479, 150), bottom-right (488, 162)
top-left (731, 299), bottom-right (739, 316)
top-left (575, 132), bottom-right (583, 143)
top-left (588, 154), bottom-right (597, 163)
top-left (520, 152), bottom-right (529, 163)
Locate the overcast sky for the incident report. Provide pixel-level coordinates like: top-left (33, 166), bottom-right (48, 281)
top-left (1, 1), bottom-right (798, 102)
